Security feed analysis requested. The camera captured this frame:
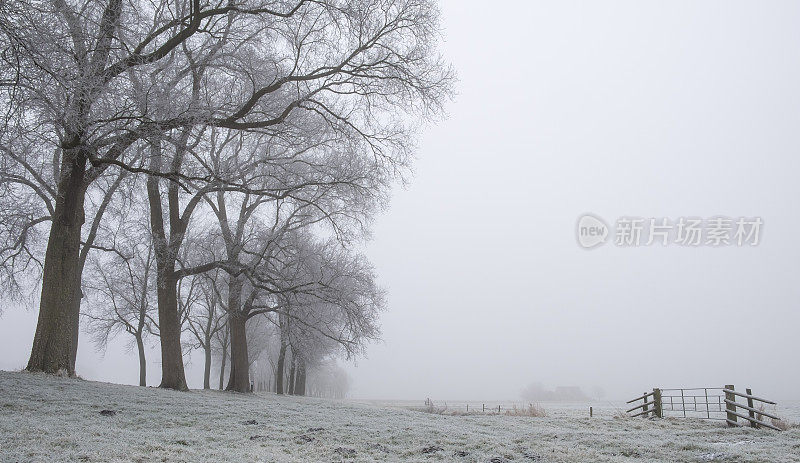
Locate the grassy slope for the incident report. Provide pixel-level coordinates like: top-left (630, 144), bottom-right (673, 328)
top-left (0, 371), bottom-right (797, 463)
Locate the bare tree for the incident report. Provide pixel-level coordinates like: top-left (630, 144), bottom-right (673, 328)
top-left (186, 273), bottom-right (227, 389)
top-left (0, 132), bottom-right (130, 373)
top-left (252, 233), bottom-right (385, 394)
top-left (197, 124), bottom-right (389, 392)
top-left (306, 360), bottom-right (351, 399)
top-left (83, 229), bottom-right (157, 386)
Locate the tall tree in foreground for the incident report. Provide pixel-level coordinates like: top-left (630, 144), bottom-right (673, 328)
top-left (133, 0), bottom-right (451, 390)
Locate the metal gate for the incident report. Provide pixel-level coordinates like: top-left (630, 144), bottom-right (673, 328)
top-left (626, 385), bottom-right (783, 431)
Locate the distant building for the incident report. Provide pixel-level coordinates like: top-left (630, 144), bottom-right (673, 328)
top-left (521, 383), bottom-right (590, 402)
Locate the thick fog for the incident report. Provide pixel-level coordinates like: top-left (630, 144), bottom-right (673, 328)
top-left (2, 0), bottom-right (799, 402)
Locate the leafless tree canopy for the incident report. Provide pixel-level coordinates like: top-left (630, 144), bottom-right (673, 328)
top-left (0, 0), bottom-right (452, 390)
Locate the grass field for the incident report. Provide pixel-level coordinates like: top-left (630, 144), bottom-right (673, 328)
top-left (0, 371), bottom-right (797, 462)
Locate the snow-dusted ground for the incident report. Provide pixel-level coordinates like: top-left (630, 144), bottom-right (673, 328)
top-left (0, 371), bottom-right (797, 462)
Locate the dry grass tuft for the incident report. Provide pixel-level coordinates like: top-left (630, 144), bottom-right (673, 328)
top-left (612, 409), bottom-right (631, 420)
top-left (504, 403), bottom-right (547, 417)
top-left (754, 404), bottom-right (791, 431)
top-left (412, 399), bottom-right (448, 415)
top-left (770, 418), bottom-right (790, 431)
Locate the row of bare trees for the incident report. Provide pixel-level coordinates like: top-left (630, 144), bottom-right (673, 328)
top-left (0, 0), bottom-right (452, 391)
top-left (84, 225), bottom-right (372, 397)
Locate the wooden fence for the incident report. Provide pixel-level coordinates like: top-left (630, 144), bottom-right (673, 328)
top-left (626, 385), bottom-right (782, 431)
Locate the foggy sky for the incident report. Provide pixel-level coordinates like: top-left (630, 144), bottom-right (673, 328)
top-left (2, 0), bottom-right (800, 402)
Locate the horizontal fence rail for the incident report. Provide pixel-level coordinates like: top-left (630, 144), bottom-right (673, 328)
top-left (722, 389), bottom-right (776, 405)
top-left (626, 385), bottom-right (783, 431)
top-left (626, 391), bottom-right (654, 404)
top-left (724, 409), bottom-right (782, 431)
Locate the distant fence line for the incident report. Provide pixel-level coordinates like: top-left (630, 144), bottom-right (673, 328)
top-left (420, 399), bottom-right (548, 414)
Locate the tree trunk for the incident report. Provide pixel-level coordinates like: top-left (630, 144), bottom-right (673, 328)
top-left (26, 148), bottom-right (87, 376)
top-left (295, 357), bottom-right (306, 396)
top-left (225, 312), bottom-right (250, 392)
top-left (218, 344), bottom-right (227, 390)
top-left (146, 154), bottom-right (188, 391)
top-left (225, 277), bottom-right (250, 392)
top-left (155, 272), bottom-right (187, 390)
top-left (203, 339), bottom-right (212, 389)
top-left (136, 335), bottom-right (147, 386)
top-left (275, 342), bottom-right (286, 395)
top-left (288, 355), bottom-right (296, 395)
top-left (67, 285), bottom-right (82, 375)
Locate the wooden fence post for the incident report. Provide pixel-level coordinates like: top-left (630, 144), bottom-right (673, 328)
top-left (746, 388), bottom-right (759, 429)
top-left (724, 384), bottom-right (737, 426)
top-left (653, 388), bottom-right (662, 418)
top-left (680, 389), bottom-right (686, 417)
top-left (642, 392), bottom-right (649, 416)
